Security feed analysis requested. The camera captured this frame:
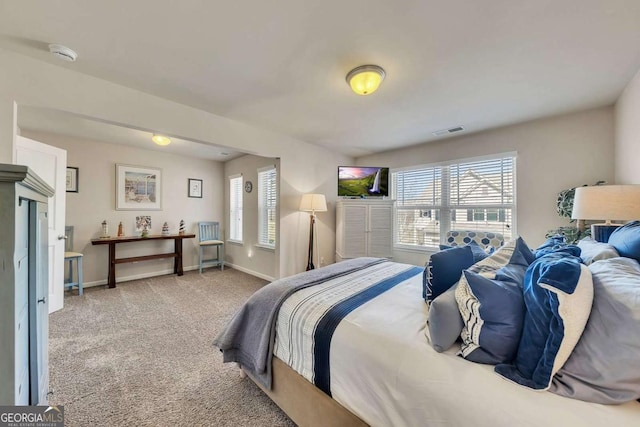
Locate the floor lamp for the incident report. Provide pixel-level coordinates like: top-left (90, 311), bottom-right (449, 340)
top-left (572, 185), bottom-right (640, 242)
top-left (300, 194), bottom-right (327, 271)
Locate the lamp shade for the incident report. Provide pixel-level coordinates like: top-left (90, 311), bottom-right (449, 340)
top-left (346, 65), bottom-right (386, 96)
top-left (571, 185), bottom-right (640, 221)
top-left (300, 194), bottom-right (327, 213)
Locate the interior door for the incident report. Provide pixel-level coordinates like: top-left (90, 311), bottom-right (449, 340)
top-left (14, 135), bottom-right (67, 313)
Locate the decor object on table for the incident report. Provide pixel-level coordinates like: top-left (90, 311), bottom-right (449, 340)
top-left (571, 185), bottom-right (640, 242)
top-left (188, 178), bottom-right (202, 198)
top-left (135, 216), bottom-right (152, 234)
top-left (179, 219), bottom-right (185, 235)
top-left (141, 226), bottom-right (149, 238)
top-left (545, 181), bottom-right (605, 243)
top-left (162, 222), bottom-right (170, 236)
top-left (300, 193), bottom-right (327, 271)
top-left (66, 166), bottom-right (78, 192)
top-left (101, 220), bottom-right (109, 238)
top-left (115, 164), bottom-right (162, 210)
top-left (346, 65), bottom-right (386, 95)
top-left (117, 221), bottom-right (124, 237)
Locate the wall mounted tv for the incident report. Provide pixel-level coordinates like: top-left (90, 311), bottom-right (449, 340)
top-left (338, 166), bottom-right (389, 197)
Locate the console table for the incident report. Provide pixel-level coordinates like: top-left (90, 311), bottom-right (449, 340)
top-left (91, 234), bottom-right (196, 288)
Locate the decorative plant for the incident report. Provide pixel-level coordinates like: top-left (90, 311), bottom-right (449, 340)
top-left (546, 181), bottom-right (605, 243)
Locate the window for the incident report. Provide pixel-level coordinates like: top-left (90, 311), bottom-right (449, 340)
top-left (229, 174), bottom-right (243, 242)
top-left (393, 154), bottom-right (515, 249)
top-left (258, 166), bottom-right (277, 248)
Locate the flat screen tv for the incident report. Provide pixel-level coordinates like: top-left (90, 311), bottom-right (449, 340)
top-left (338, 166), bottom-right (389, 197)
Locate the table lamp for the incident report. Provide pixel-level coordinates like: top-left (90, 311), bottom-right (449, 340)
top-left (300, 194), bottom-right (327, 271)
top-left (571, 185), bottom-right (640, 242)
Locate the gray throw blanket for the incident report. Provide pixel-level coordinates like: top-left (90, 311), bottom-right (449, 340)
top-left (213, 257), bottom-right (385, 389)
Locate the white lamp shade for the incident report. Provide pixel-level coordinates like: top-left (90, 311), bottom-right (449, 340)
top-left (571, 185), bottom-right (640, 221)
top-left (300, 194), bottom-right (327, 213)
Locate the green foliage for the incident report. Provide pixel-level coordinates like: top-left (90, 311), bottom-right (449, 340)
top-left (545, 226), bottom-right (590, 245)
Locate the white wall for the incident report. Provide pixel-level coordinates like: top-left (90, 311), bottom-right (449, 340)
top-left (357, 107), bottom-right (615, 265)
top-left (21, 130), bottom-right (224, 285)
top-left (0, 48), bottom-right (352, 278)
top-left (615, 67), bottom-right (640, 184)
top-left (224, 155), bottom-right (279, 280)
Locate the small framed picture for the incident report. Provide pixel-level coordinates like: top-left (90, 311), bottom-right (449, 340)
top-left (66, 167), bottom-right (79, 192)
top-left (188, 178), bottom-right (203, 198)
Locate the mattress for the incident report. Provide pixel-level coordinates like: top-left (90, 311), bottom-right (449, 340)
top-left (273, 261), bottom-right (640, 427)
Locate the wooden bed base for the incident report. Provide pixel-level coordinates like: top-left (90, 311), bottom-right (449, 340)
top-left (245, 357), bottom-right (369, 427)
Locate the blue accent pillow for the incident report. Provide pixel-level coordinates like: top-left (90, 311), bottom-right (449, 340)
top-left (424, 245), bottom-right (474, 303)
top-left (427, 283), bottom-right (464, 353)
top-left (608, 220), bottom-right (640, 261)
top-left (455, 263), bottom-right (526, 364)
top-left (495, 252), bottom-right (594, 390)
top-left (440, 240), bottom-right (489, 263)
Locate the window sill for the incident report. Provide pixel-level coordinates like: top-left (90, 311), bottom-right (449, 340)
top-left (393, 244), bottom-right (439, 254)
top-left (255, 243), bottom-right (275, 252)
top-left (227, 239), bottom-right (244, 246)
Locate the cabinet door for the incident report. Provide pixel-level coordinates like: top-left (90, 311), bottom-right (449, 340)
top-left (368, 205), bottom-right (393, 258)
top-left (342, 205), bottom-right (368, 258)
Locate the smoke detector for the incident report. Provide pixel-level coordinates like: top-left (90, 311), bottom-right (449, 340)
top-left (48, 44), bottom-right (78, 62)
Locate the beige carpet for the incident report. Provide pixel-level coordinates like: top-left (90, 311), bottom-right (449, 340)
top-left (49, 268), bottom-right (295, 427)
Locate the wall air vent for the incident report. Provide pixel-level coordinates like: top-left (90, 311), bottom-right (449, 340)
top-left (432, 126), bottom-right (465, 137)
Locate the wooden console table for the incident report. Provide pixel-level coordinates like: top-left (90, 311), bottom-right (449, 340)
top-left (91, 234), bottom-right (196, 288)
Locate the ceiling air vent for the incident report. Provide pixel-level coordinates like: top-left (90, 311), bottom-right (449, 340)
top-left (432, 126), bottom-right (465, 137)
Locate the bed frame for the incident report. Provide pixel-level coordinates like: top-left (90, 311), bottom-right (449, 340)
top-left (245, 357), bottom-right (368, 427)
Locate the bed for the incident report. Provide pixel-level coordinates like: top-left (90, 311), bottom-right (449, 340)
top-left (214, 231), bottom-right (640, 426)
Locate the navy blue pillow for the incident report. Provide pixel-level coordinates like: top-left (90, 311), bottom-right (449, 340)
top-left (424, 245), bottom-right (474, 303)
top-left (439, 240), bottom-right (489, 263)
top-left (456, 263), bottom-right (526, 364)
top-left (608, 221), bottom-right (640, 262)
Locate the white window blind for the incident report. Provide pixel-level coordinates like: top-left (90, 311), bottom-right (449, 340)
top-left (393, 154), bottom-right (515, 249)
top-left (258, 166), bottom-right (277, 248)
top-left (229, 175), bottom-right (243, 242)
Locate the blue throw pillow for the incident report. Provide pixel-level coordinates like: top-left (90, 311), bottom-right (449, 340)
top-left (608, 220), bottom-right (640, 262)
top-left (495, 252), bottom-right (594, 390)
top-left (427, 283), bottom-right (464, 353)
top-left (424, 246), bottom-right (474, 304)
top-left (455, 263), bottom-right (526, 364)
top-left (440, 240), bottom-right (489, 263)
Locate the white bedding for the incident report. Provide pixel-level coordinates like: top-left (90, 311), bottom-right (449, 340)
top-left (273, 261), bottom-right (640, 427)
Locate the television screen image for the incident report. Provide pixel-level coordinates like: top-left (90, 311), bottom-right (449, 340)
top-left (338, 166), bottom-right (389, 197)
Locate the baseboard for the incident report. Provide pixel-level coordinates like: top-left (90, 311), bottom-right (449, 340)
top-left (81, 263), bottom-right (274, 288)
top-left (82, 265), bottom-right (201, 288)
top-left (223, 262), bottom-right (275, 282)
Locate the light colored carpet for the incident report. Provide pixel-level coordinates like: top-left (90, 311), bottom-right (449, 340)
top-left (49, 268), bottom-right (295, 427)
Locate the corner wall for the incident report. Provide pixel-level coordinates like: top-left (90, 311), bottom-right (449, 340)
top-left (357, 107), bottom-right (614, 265)
top-left (615, 67), bottom-right (640, 184)
top-left (21, 130), bottom-right (224, 285)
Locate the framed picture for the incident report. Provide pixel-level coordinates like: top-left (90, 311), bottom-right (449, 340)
top-left (135, 216), bottom-right (152, 232)
top-left (116, 164), bottom-right (162, 210)
top-left (188, 178), bottom-right (203, 198)
top-left (66, 167), bottom-right (79, 192)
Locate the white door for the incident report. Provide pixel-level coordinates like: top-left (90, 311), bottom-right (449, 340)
top-left (14, 135), bottom-right (67, 313)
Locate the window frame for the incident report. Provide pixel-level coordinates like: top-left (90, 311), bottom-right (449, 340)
top-left (392, 152), bottom-right (517, 252)
top-left (257, 165), bottom-right (277, 249)
top-left (229, 174), bottom-right (243, 244)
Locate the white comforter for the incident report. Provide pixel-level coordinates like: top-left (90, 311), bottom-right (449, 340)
top-left (273, 261), bottom-right (640, 427)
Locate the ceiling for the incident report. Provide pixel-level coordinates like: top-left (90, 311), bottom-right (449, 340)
top-left (2, 0), bottom-right (640, 158)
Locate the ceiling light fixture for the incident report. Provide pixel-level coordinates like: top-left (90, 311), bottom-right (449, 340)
top-left (152, 134), bottom-right (171, 146)
top-left (346, 65), bottom-right (386, 96)
top-left (48, 44), bottom-right (78, 62)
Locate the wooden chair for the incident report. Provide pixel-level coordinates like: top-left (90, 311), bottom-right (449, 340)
top-left (198, 221), bottom-right (224, 273)
top-left (64, 226), bottom-right (84, 295)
